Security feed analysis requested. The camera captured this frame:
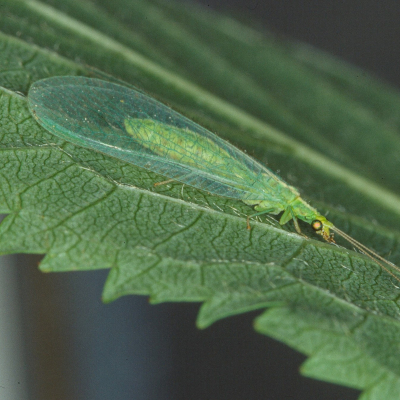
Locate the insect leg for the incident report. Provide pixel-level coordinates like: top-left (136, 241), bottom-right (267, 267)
top-left (289, 208), bottom-right (309, 238)
top-left (292, 216), bottom-right (301, 235)
top-left (281, 206), bottom-right (308, 238)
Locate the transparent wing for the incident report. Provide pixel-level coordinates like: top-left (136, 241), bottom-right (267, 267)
top-left (28, 76), bottom-right (289, 202)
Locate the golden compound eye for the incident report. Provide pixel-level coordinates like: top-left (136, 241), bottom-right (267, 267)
top-left (312, 220), bottom-right (323, 231)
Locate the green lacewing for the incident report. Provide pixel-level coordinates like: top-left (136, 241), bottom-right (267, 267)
top-left (27, 76), bottom-right (400, 282)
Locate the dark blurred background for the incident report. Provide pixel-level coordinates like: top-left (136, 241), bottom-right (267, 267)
top-left (4, 1), bottom-right (400, 399)
top-left (196, 0), bottom-right (400, 88)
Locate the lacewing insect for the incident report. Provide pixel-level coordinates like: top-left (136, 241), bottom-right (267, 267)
top-left (27, 76), bottom-right (400, 282)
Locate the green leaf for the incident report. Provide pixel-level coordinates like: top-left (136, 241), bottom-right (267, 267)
top-left (1, 0), bottom-right (400, 397)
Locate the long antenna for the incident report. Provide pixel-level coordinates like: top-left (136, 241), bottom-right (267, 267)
top-left (331, 226), bottom-right (400, 283)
